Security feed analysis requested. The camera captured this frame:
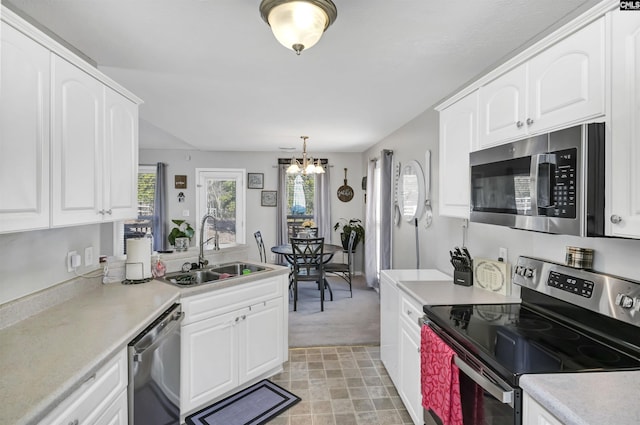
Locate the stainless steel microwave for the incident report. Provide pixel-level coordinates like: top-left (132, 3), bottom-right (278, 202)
top-left (469, 123), bottom-right (605, 236)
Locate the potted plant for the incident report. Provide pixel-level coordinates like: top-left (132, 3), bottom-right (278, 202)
top-left (333, 218), bottom-right (365, 251)
top-left (168, 219), bottom-right (194, 251)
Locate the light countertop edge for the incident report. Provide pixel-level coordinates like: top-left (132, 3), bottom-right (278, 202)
top-left (520, 371), bottom-right (640, 425)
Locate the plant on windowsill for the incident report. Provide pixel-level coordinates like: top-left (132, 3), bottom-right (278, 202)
top-left (168, 219), bottom-right (194, 251)
top-left (333, 218), bottom-right (364, 251)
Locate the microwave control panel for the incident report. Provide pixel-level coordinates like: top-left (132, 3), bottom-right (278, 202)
top-left (551, 148), bottom-right (577, 218)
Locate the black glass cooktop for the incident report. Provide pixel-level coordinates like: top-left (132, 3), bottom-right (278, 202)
top-left (424, 302), bottom-right (640, 384)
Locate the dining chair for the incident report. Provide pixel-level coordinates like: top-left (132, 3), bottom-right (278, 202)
top-left (290, 237), bottom-right (331, 311)
top-left (253, 230), bottom-right (267, 263)
top-left (324, 230), bottom-right (356, 297)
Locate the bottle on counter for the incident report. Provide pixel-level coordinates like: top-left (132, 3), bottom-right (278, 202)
top-left (152, 255), bottom-right (166, 278)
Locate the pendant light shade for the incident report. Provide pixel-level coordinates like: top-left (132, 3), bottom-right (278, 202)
top-left (260, 0), bottom-right (337, 55)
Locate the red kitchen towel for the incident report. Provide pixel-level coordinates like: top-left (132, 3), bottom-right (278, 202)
top-left (421, 325), bottom-right (463, 425)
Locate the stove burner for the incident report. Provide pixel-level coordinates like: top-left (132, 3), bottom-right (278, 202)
top-left (577, 345), bottom-right (622, 364)
top-left (541, 327), bottom-right (580, 340)
top-left (514, 318), bottom-right (553, 332)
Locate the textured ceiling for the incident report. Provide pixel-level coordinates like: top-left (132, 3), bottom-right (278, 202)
top-left (7, 0), bottom-right (602, 152)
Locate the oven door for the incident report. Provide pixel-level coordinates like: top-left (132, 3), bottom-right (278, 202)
top-left (423, 320), bottom-right (522, 425)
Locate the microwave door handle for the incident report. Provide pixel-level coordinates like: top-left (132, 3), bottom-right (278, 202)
top-left (453, 356), bottom-right (514, 406)
top-left (531, 154), bottom-right (556, 212)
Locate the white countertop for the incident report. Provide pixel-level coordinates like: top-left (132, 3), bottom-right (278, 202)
top-left (521, 371), bottom-right (640, 425)
top-left (380, 268), bottom-right (452, 282)
top-left (399, 280), bottom-right (521, 306)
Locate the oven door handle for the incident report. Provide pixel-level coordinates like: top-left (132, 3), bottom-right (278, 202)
top-left (453, 356), bottom-right (514, 405)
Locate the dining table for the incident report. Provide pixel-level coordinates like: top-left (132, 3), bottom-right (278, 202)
top-left (270, 243), bottom-right (344, 265)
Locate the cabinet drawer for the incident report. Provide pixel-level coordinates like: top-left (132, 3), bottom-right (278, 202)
top-left (40, 349), bottom-right (127, 425)
top-left (399, 293), bottom-right (423, 330)
top-left (182, 276), bottom-right (284, 325)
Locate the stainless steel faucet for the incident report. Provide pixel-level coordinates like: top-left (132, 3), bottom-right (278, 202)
top-left (199, 214), bottom-right (220, 269)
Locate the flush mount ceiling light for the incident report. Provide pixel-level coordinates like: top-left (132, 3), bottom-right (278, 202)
top-left (259, 0), bottom-right (338, 55)
top-left (286, 136), bottom-right (325, 174)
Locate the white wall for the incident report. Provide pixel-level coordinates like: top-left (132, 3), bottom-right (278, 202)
top-left (139, 149), bottom-right (366, 266)
top-left (364, 108), bottom-right (640, 285)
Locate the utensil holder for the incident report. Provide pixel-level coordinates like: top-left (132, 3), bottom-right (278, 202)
top-left (454, 269), bottom-right (473, 286)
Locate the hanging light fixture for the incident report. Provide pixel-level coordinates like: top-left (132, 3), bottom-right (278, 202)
top-left (286, 136), bottom-right (325, 174)
top-left (259, 0), bottom-right (338, 55)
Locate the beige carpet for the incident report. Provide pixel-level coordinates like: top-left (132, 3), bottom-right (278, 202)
top-left (288, 275), bottom-right (380, 348)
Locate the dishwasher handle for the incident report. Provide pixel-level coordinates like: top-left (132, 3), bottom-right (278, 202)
top-left (453, 356), bottom-right (514, 405)
top-left (132, 309), bottom-right (184, 362)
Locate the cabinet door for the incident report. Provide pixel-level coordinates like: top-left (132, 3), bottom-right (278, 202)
top-left (398, 319), bottom-right (422, 425)
top-left (94, 390), bottom-right (128, 425)
top-left (181, 309), bottom-right (241, 415)
top-left (439, 91), bottom-right (477, 218)
top-left (239, 298), bottom-right (284, 383)
top-left (523, 392), bottom-right (564, 425)
top-left (104, 87), bottom-right (138, 221)
top-left (528, 17), bottom-right (605, 133)
top-left (51, 54), bottom-right (104, 226)
top-left (609, 11), bottom-right (640, 238)
top-left (478, 64), bottom-right (528, 147)
top-left (0, 23), bottom-right (50, 233)
top-left (380, 274), bottom-right (399, 387)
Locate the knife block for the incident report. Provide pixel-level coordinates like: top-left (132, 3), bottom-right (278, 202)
top-left (454, 269), bottom-right (473, 286)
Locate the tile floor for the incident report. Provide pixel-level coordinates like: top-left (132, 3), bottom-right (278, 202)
top-left (269, 346), bottom-right (414, 425)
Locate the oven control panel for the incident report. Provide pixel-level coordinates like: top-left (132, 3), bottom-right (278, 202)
top-left (513, 256), bottom-right (640, 327)
top-left (547, 271), bottom-right (594, 298)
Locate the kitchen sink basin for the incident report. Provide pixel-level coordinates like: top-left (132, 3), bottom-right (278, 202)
top-left (161, 262), bottom-right (271, 287)
top-left (209, 262), bottom-right (267, 276)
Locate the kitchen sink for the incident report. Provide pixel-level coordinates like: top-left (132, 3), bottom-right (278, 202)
top-left (209, 262), bottom-right (267, 276)
top-left (161, 262), bottom-right (271, 287)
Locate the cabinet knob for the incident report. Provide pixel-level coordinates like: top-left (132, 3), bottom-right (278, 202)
top-left (241, 315), bottom-right (246, 320)
top-left (68, 420), bottom-right (79, 425)
top-left (98, 209), bottom-right (104, 215)
top-left (406, 310), bottom-right (412, 316)
top-left (105, 209), bottom-right (112, 215)
top-left (526, 118), bottom-right (534, 126)
top-left (611, 214), bottom-right (623, 224)
top-left (516, 121), bottom-right (524, 128)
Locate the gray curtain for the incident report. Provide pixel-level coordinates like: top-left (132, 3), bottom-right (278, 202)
top-left (314, 165), bottom-right (331, 239)
top-left (364, 150), bottom-right (393, 288)
top-left (153, 162), bottom-right (167, 251)
top-left (276, 163), bottom-right (289, 247)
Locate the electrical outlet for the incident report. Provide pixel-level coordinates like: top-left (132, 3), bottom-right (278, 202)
top-left (499, 247), bottom-right (508, 261)
top-left (270, 253), bottom-right (276, 262)
top-left (85, 247), bottom-right (93, 266)
top-left (182, 209), bottom-right (190, 217)
top-left (67, 251), bottom-right (81, 272)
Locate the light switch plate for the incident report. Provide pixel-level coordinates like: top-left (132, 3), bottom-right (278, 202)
top-left (182, 209), bottom-right (190, 217)
top-left (85, 247), bottom-right (93, 266)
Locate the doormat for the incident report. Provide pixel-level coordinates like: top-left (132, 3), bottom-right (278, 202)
top-left (185, 379), bottom-right (300, 425)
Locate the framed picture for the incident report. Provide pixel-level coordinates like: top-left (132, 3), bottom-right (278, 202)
top-left (261, 190), bottom-right (277, 207)
top-left (248, 173), bottom-right (264, 189)
top-left (175, 175), bottom-right (187, 189)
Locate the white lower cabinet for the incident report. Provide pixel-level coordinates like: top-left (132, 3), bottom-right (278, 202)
top-left (523, 392), bottom-right (565, 425)
top-left (180, 275), bottom-right (288, 419)
top-left (39, 349), bottom-right (128, 425)
top-left (380, 273), bottom-right (399, 386)
top-left (397, 292), bottom-right (425, 425)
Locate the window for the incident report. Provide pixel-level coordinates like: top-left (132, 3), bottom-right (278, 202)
top-left (114, 165), bottom-right (156, 256)
top-left (196, 169), bottom-right (245, 248)
top-left (286, 173), bottom-right (315, 239)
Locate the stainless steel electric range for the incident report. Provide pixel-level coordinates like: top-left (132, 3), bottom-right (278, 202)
top-left (422, 256), bottom-right (640, 425)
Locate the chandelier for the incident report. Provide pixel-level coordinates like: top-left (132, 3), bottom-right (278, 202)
top-left (286, 136), bottom-right (325, 174)
top-left (259, 0), bottom-right (338, 55)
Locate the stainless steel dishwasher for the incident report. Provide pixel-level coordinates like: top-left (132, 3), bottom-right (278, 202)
top-left (128, 303), bottom-right (183, 425)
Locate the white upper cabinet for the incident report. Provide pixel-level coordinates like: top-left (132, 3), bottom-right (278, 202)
top-left (609, 10), bottom-right (640, 238)
top-left (0, 23), bottom-right (51, 233)
top-left (478, 64), bottom-right (528, 147)
top-left (51, 54), bottom-right (104, 227)
top-left (439, 91), bottom-right (478, 218)
top-left (477, 17), bottom-right (605, 149)
top-left (104, 86), bottom-right (139, 221)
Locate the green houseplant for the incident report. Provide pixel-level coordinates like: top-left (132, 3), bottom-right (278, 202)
top-left (333, 218), bottom-right (365, 251)
top-left (168, 219), bottom-right (195, 250)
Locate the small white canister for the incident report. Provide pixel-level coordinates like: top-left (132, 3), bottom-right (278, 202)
top-left (126, 238), bottom-right (152, 280)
